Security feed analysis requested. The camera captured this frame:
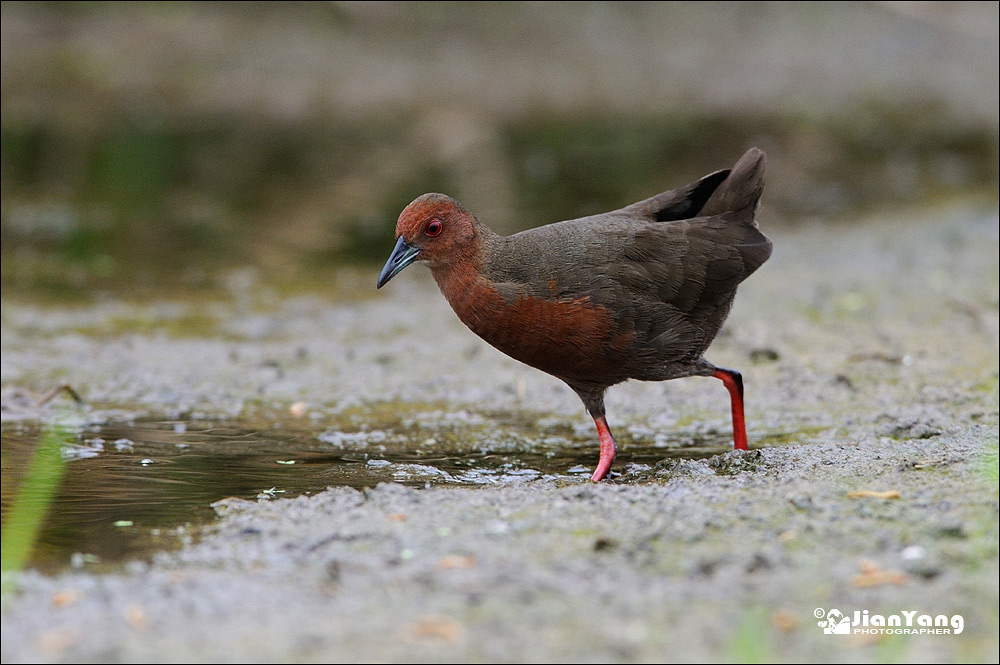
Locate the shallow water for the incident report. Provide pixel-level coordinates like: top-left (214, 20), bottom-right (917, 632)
top-left (1, 414), bottom-right (751, 573)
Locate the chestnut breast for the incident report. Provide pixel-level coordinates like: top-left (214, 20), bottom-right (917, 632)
top-left (431, 250), bottom-right (636, 388)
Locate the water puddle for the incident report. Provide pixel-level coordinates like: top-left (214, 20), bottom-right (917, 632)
top-left (1, 410), bottom-right (751, 573)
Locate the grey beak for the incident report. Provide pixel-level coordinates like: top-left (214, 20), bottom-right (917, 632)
top-left (377, 237), bottom-right (422, 288)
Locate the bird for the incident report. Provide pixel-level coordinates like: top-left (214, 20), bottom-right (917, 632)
top-left (377, 148), bottom-right (771, 481)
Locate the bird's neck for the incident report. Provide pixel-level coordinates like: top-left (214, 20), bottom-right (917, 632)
top-left (428, 229), bottom-right (510, 338)
top-left (430, 253), bottom-right (498, 330)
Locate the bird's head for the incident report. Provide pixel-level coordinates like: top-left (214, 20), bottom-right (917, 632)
top-left (377, 193), bottom-right (480, 288)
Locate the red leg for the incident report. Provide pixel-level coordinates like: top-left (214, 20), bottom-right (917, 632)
top-left (713, 368), bottom-right (747, 450)
top-left (591, 415), bottom-right (618, 482)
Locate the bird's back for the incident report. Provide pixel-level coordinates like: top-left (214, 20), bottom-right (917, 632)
top-left (466, 148), bottom-right (771, 388)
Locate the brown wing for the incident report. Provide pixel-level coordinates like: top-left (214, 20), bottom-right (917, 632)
top-left (480, 148), bottom-right (770, 374)
top-left (607, 213), bottom-right (770, 366)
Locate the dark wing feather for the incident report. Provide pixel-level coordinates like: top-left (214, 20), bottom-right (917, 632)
top-left (617, 147), bottom-right (766, 222)
top-left (619, 169), bottom-right (730, 222)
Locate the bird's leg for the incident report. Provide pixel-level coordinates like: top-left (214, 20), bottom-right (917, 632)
top-left (712, 367), bottom-right (747, 450)
top-left (591, 415), bottom-right (618, 482)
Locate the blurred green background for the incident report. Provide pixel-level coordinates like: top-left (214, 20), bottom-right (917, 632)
top-left (2, 1), bottom-right (997, 299)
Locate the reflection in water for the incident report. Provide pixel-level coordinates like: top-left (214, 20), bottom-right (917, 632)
top-left (1, 414), bottom-right (739, 573)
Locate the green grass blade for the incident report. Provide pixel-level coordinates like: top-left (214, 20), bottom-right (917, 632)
top-left (1, 416), bottom-right (76, 607)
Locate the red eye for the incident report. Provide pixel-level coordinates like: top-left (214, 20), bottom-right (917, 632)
top-left (425, 219), bottom-right (443, 237)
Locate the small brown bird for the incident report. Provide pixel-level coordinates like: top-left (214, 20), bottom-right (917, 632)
top-left (378, 148), bottom-right (771, 481)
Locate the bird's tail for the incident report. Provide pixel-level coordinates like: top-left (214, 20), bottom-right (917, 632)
top-left (698, 147), bottom-right (766, 219)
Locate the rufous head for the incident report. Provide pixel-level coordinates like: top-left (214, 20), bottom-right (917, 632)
top-left (376, 193), bottom-right (480, 288)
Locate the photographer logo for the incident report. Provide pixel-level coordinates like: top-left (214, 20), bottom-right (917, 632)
top-left (814, 608), bottom-right (964, 636)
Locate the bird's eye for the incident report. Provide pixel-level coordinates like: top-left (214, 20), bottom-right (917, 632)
top-left (425, 219), bottom-right (443, 237)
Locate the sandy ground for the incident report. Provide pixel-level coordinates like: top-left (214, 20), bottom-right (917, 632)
top-left (1, 200), bottom-right (998, 662)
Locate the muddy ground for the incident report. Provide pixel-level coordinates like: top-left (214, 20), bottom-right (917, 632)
top-left (1, 200), bottom-right (998, 662)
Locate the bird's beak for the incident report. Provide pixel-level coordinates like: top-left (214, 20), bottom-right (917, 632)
top-left (377, 236), bottom-right (422, 288)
